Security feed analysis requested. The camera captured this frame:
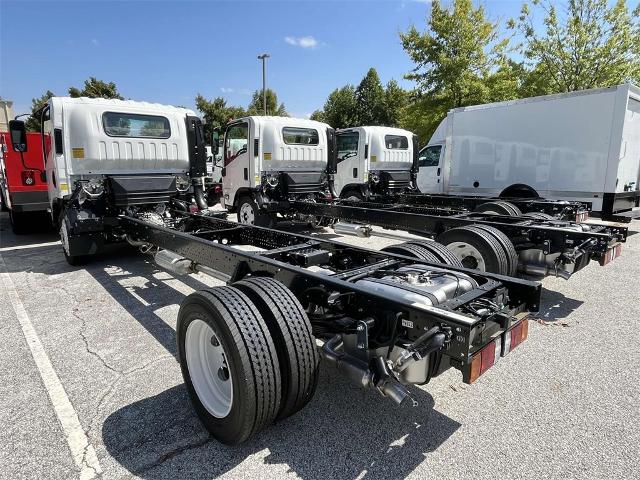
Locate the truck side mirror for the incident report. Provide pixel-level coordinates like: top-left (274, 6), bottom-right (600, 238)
top-left (212, 131), bottom-right (220, 156)
top-left (9, 120), bottom-right (28, 153)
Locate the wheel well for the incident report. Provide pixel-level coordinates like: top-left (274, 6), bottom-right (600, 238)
top-left (339, 184), bottom-right (366, 199)
top-left (233, 188), bottom-right (255, 208)
top-left (499, 184), bottom-right (540, 199)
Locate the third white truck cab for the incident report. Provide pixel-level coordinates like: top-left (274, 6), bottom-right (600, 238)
top-left (334, 126), bottom-right (418, 200)
top-left (220, 116), bottom-right (335, 226)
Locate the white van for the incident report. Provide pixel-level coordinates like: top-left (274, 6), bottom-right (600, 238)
top-left (334, 126), bottom-right (417, 200)
top-left (219, 116), bottom-right (334, 226)
top-left (417, 84), bottom-right (640, 218)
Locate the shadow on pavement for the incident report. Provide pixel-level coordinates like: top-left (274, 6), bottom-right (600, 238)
top-left (103, 364), bottom-right (460, 479)
top-left (535, 287), bottom-right (584, 322)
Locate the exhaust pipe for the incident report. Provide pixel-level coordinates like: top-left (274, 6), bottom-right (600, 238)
top-left (322, 335), bottom-right (416, 406)
top-left (154, 249), bottom-right (231, 282)
top-left (333, 222), bottom-right (373, 238)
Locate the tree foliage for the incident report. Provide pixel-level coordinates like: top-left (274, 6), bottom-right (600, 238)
top-left (68, 77), bottom-right (124, 99)
top-left (312, 69), bottom-right (408, 129)
top-left (195, 94), bottom-right (246, 140)
top-left (26, 90), bottom-right (55, 132)
top-left (511, 0), bottom-right (640, 94)
top-left (246, 89), bottom-right (287, 116)
top-left (399, 0), bottom-right (518, 141)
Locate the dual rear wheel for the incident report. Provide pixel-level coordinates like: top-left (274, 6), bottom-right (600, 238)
top-left (177, 278), bottom-right (319, 445)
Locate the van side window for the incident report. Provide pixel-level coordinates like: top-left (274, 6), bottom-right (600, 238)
top-left (283, 127), bottom-right (319, 145)
top-left (225, 123), bottom-right (248, 166)
top-left (384, 135), bottom-right (408, 149)
top-left (418, 145), bottom-right (442, 167)
top-left (103, 112), bottom-right (170, 138)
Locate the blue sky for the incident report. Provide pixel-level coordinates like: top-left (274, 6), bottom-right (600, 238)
top-left (1, 0), bottom-right (525, 118)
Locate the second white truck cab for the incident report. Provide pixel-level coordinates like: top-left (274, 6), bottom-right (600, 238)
top-left (334, 126), bottom-right (418, 200)
top-left (417, 83), bottom-right (640, 219)
top-left (219, 116), bottom-right (335, 226)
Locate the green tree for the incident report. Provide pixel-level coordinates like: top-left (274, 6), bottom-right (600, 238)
top-left (382, 79), bottom-right (409, 127)
top-left (246, 89), bottom-right (287, 116)
top-left (512, 0), bottom-right (640, 94)
top-left (68, 77), bottom-right (123, 99)
top-left (195, 94), bottom-right (246, 140)
top-left (354, 68), bottom-right (386, 125)
top-left (26, 90), bottom-right (55, 132)
top-left (316, 85), bottom-right (358, 129)
top-left (400, 0), bottom-right (514, 138)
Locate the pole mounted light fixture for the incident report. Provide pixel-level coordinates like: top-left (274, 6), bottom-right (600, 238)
top-left (257, 53), bottom-right (270, 116)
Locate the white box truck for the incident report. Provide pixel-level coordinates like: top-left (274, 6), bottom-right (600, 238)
top-left (417, 84), bottom-right (640, 219)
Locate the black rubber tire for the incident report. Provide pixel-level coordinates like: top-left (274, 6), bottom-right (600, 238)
top-left (59, 218), bottom-right (90, 266)
top-left (381, 243), bottom-right (440, 263)
top-left (495, 201), bottom-right (522, 217)
top-left (472, 225), bottom-right (519, 277)
top-left (177, 286), bottom-right (282, 445)
top-left (0, 189), bottom-right (8, 212)
top-left (9, 209), bottom-right (29, 234)
top-left (403, 240), bottom-right (464, 268)
top-left (475, 201), bottom-right (522, 217)
top-left (521, 212), bottom-right (554, 220)
top-left (234, 277), bottom-right (320, 421)
top-left (436, 226), bottom-right (510, 275)
top-left (344, 192), bottom-right (364, 202)
top-left (237, 196), bottom-right (276, 228)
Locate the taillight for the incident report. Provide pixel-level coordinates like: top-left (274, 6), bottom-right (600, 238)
top-left (21, 170), bottom-right (36, 186)
top-left (575, 211), bottom-right (589, 222)
top-left (467, 318), bottom-right (529, 384)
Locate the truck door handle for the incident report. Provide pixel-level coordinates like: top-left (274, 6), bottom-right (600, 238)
top-left (437, 168), bottom-right (440, 176)
top-left (243, 168), bottom-right (248, 181)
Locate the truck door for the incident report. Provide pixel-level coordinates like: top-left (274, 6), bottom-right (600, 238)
top-left (417, 144), bottom-right (444, 193)
top-left (222, 120), bottom-right (251, 207)
top-left (335, 129), bottom-right (363, 197)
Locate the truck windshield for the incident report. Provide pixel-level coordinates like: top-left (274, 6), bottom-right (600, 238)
top-left (337, 131), bottom-right (359, 161)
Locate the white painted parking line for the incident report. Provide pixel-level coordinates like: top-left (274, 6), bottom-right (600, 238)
top-left (0, 240), bottom-right (61, 253)
top-left (0, 254), bottom-right (102, 479)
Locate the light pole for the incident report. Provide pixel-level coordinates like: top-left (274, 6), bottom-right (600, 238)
top-left (257, 53), bottom-right (270, 115)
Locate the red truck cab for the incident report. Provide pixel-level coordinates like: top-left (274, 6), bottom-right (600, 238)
top-left (0, 131), bottom-right (49, 233)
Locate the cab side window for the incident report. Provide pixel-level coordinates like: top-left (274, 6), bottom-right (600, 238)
top-left (418, 145), bottom-right (442, 167)
top-left (225, 123), bottom-right (248, 166)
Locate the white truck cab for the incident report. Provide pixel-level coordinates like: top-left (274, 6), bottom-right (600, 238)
top-left (334, 126), bottom-right (418, 200)
top-left (219, 116), bottom-right (334, 226)
top-left (14, 96), bottom-right (209, 264)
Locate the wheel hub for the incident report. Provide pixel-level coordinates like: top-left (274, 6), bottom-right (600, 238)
top-left (446, 241), bottom-right (486, 271)
top-left (185, 319), bottom-right (233, 418)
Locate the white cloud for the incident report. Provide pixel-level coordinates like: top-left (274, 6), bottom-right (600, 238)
top-left (284, 36), bottom-right (319, 49)
top-left (91, 38), bottom-right (100, 47)
top-left (220, 87), bottom-right (234, 93)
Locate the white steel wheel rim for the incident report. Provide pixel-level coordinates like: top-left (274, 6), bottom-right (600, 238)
top-left (447, 241), bottom-right (487, 271)
top-left (185, 319), bottom-right (233, 418)
top-left (239, 202), bottom-right (255, 224)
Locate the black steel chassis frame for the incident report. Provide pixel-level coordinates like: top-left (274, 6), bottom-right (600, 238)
top-left (290, 199), bottom-right (627, 262)
top-left (393, 193), bottom-right (591, 220)
top-left (119, 212), bottom-right (540, 379)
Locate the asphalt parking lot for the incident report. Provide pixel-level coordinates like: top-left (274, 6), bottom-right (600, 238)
top-left (1, 212), bottom-right (639, 480)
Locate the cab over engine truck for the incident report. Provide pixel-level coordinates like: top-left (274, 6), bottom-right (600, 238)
top-left (334, 126), bottom-right (418, 200)
top-left (219, 116), bottom-right (334, 227)
top-left (9, 101), bottom-right (539, 445)
top-left (0, 130), bottom-right (49, 233)
top-left (27, 97), bottom-right (210, 264)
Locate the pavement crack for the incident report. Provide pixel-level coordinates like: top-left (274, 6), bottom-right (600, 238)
top-left (132, 436), bottom-right (213, 476)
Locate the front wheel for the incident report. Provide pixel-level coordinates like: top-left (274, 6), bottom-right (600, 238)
top-left (59, 218), bottom-right (89, 266)
top-left (177, 287), bottom-right (282, 444)
top-left (237, 196), bottom-right (276, 228)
